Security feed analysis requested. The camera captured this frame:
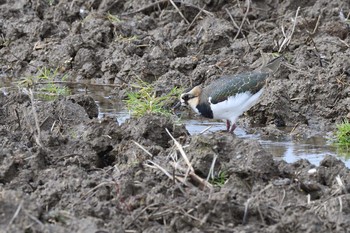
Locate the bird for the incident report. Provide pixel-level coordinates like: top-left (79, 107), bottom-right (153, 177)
top-left (179, 56), bottom-right (284, 133)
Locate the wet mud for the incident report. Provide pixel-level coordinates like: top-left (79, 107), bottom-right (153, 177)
top-left (1, 0), bottom-right (350, 232)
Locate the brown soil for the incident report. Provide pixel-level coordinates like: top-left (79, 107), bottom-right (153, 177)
top-left (1, 0), bottom-right (350, 232)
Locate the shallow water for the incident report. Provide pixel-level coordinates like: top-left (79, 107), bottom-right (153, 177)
top-left (182, 120), bottom-right (349, 167)
top-left (112, 109), bottom-right (350, 167)
top-left (1, 83), bottom-right (349, 168)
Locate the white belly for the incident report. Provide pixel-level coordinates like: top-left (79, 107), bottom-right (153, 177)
top-left (209, 88), bottom-right (264, 123)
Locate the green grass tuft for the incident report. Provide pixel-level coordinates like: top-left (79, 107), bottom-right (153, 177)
top-left (210, 171), bottom-right (229, 187)
top-left (125, 79), bottom-right (182, 118)
top-left (106, 12), bottom-right (122, 23)
top-left (17, 67), bottom-right (70, 100)
top-left (336, 120), bottom-right (350, 148)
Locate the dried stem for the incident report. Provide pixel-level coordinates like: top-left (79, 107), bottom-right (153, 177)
top-left (6, 200), bottom-right (23, 231)
top-left (234, 0), bottom-right (250, 40)
top-left (165, 128), bottom-right (193, 172)
top-left (27, 89), bottom-right (42, 147)
top-left (133, 140), bottom-right (153, 158)
top-left (145, 160), bottom-right (174, 181)
top-left (278, 6), bottom-right (300, 52)
top-left (169, 0), bottom-right (190, 24)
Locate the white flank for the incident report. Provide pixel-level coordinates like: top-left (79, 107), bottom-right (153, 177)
top-left (209, 88), bottom-right (264, 123)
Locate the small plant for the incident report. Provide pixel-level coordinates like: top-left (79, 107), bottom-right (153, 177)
top-left (0, 34), bottom-right (10, 48)
top-left (17, 67), bottom-right (70, 100)
top-left (125, 78), bottom-right (183, 117)
top-left (336, 120), bottom-right (350, 148)
top-left (106, 12), bottom-right (122, 23)
top-left (210, 170), bottom-right (229, 187)
top-left (48, 0), bottom-right (55, 6)
top-left (339, 10), bottom-right (350, 26)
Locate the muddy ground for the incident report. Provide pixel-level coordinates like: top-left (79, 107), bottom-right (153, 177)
top-left (1, 0), bottom-right (350, 232)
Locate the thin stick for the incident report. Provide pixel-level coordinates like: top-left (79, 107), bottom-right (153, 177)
top-left (28, 89), bottom-right (42, 147)
top-left (234, 0), bottom-right (250, 40)
top-left (199, 125), bottom-right (212, 134)
top-left (24, 210), bottom-right (45, 228)
top-left (289, 123), bottom-right (299, 134)
top-left (145, 160), bottom-right (174, 181)
top-left (338, 196), bottom-right (343, 213)
top-left (338, 38), bottom-right (350, 48)
top-left (279, 189), bottom-right (286, 206)
top-left (50, 120), bottom-right (56, 132)
top-left (243, 184), bottom-right (273, 224)
top-left (165, 128), bottom-right (194, 172)
top-left (169, 0), bottom-right (190, 24)
top-left (225, 8), bottom-right (240, 30)
top-left (34, 81), bottom-right (123, 87)
top-left (257, 204), bottom-right (266, 225)
top-left (243, 198), bottom-right (250, 224)
top-left (170, 161), bottom-right (212, 189)
top-left (312, 11), bottom-right (322, 34)
top-left (282, 62), bottom-right (312, 76)
top-left (133, 140), bottom-right (153, 158)
top-left (206, 154), bottom-right (218, 182)
top-left (6, 200), bottom-right (23, 230)
top-left (230, 2), bottom-right (253, 50)
top-left (124, 203), bottom-right (160, 229)
top-left (122, 0), bottom-right (213, 17)
top-left (82, 181), bottom-right (114, 198)
top-left (278, 7), bottom-right (300, 52)
top-left (187, 5), bottom-right (205, 31)
top-left (166, 128), bottom-right (213, 189)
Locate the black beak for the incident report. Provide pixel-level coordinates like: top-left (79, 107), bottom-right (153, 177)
top-left (172, 101), bottom-right (181, 110)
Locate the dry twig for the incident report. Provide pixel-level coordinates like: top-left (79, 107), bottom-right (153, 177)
top-left (169, 0), bottom-right (190, 24)
top-left (6, 200), bottom-right (23, 231)
top-left (206, 154), bottom-right (218, 182)
top-left (133, 140), bottom-right (153, 158)
top-left (165, 128), bottom-right (193, 172)
top-left (243, 184), bottom-right (273, 224)
top-left (82, 181), bottom-right (115, 198)
top-left (122, 0), bottom-right (213, 17)
top-left (145, 160), bottom-right (174, 181)
top-left (199, 126), bottom-right (212, 134)
top-left (278, 7), bottom-right (300, 52)
top-left (27, 89), bottom-right (43, 147)
top-left (234, 0), bottom-right (251, 40)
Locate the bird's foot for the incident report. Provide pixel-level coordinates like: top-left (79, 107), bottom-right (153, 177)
top-left (225, 120), bottom-right (236, 133)
top-left (226, 120), bottom-right (231, 132)
top-left (229, 123), bottom-right (237, 133)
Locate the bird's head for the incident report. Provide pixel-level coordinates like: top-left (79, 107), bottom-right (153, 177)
top-left (179, 86), bottom-right (201, 108)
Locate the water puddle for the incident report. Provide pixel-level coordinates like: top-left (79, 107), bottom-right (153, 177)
top-left (176, 119), bottom-right (350, 167)
top-left (1, 83), bottom-right (349, 168)
top-left (112, 106), bottom-right (350, 167)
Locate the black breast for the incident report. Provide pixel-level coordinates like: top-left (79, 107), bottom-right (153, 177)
top-left (196, 102), bottom-right (213, 119)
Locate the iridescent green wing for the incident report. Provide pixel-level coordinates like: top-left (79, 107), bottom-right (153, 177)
top-left (205, 72), bottom-right (269, 104)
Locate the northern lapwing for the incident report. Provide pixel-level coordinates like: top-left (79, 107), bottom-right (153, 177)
top-left (179, 56), bottom-right (284, 133)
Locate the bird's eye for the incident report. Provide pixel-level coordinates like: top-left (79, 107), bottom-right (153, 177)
top-left (182, 94), bottom-right (194, 101)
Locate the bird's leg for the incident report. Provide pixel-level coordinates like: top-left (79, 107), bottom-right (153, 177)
top-left (229, 123), bottom-right (237, 133)
top-left (226, 120), bottom-right (231, 132)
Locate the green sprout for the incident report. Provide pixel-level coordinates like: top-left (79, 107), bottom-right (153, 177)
top-left (210, 171), bottom-right (229, 187)
top-left (336, 120), bottom-right (350, 148)
top-left (125, 78), bottom-right (183, 118)
top-left (0, 34), bottom-right (10, 48)
top-left (17, 67), bottom-right (70, 100)
top-left (106, 12), bottom-right (122, 23)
